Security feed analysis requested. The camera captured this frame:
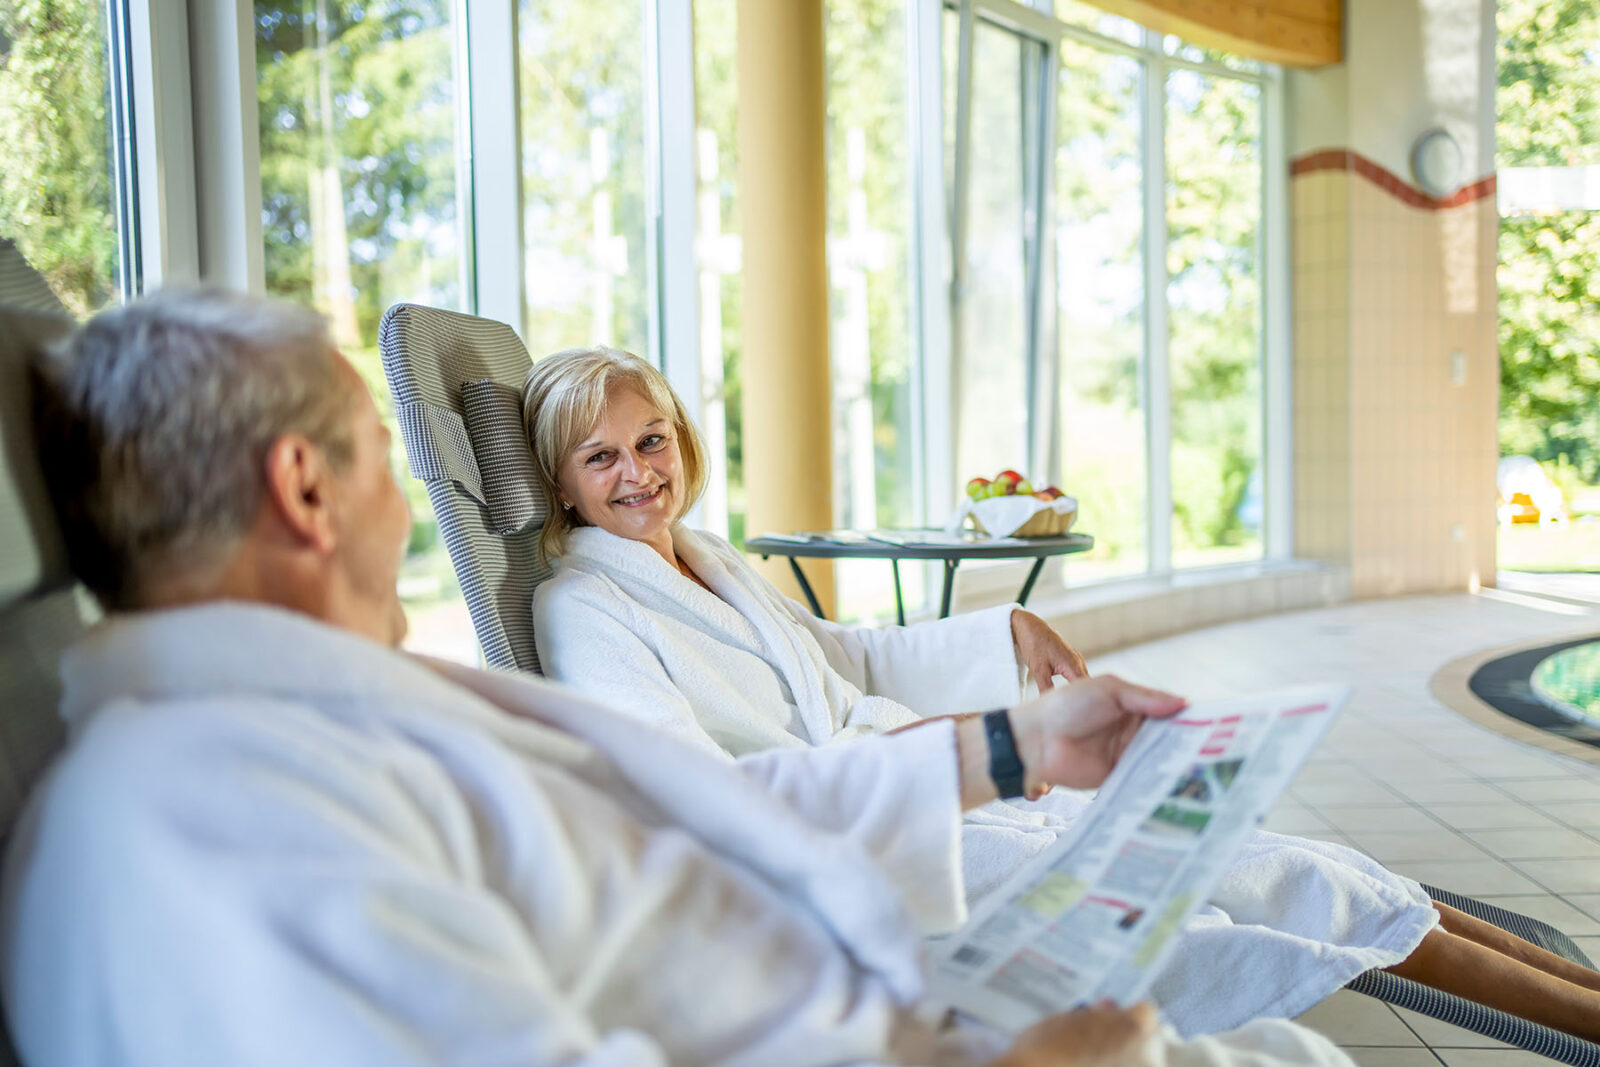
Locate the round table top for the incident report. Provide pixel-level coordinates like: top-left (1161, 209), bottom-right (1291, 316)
top-left (745, 529), bottom-right (1094, 562)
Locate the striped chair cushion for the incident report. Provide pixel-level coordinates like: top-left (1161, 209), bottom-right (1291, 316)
top-left (379, 304), bottom-right (550, 673)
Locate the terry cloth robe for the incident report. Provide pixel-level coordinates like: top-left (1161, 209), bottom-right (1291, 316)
top-left (535, 526), bottom-right (1440, 1037)
top-left (0, 604), bottom-right (1355, 1067)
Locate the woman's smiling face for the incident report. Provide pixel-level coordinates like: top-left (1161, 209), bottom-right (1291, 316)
top-left (556, 384), bottom-right (683, 552)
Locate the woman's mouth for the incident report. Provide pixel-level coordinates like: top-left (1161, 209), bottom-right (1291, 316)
top-left (615, 485), bottom-right (666, 508)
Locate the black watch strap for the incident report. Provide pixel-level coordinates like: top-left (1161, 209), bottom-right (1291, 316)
top-left (983, 709), bottom-right (1026, 799)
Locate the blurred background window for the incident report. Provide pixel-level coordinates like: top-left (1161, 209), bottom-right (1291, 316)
top-left (0, 0), bottom-right (133, 316)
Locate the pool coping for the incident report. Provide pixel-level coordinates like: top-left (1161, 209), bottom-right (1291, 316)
top-left (1430, 625), bottom-right (1600, 769)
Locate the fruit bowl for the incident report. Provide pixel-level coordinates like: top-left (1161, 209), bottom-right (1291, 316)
top-left (952, 469), bottom-right (1078, 539)
top-left (966, 494), bottom-right (1078, 538)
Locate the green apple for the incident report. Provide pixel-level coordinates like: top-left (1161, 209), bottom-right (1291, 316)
top-left (965, 477), bottom-right (991, 501)
top-left (1014, 479), bottom-right (1033, 495)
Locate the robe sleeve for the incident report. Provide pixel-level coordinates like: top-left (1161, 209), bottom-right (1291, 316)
top-left (534, 576), bottom-right (737, 760)
top-left (5, 703), bottom-right (674, 1067)
top-left (736, 720), bottom-right (968, 933)
top-left (785, 599), bottom-right (1027, 718)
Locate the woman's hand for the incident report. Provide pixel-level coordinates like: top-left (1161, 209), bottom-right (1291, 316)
top-left (1011, 609), bottom-right (1088, 690)
top-left (991, 1001), bottom-right (1161, 1067)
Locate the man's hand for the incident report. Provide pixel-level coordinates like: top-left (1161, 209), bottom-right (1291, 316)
top-left (1011, 609), bottom-right (1088, 689)
top-left (954, 675), bottom-right (1186, 808)
top-left (991, 1002), bottom-right (1161, 1067)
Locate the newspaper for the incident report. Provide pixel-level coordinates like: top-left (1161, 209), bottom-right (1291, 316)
top-left (927, 683), bottom-right (1352, 1032)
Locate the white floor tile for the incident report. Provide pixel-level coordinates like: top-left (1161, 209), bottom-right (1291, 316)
top-left (1550, 803), bottom-right (1600, 829)
top-left (1387, 860), bottom-right (1547, 896)
top-left (1345, 831), bottom-right (1496, 864)
top-left (1433, 1050), bottom-right (1569, 1067)
top-left (1495, 778), bottom-right (1600, 803)
top-left (1390, 1006), bottom-right (1513, 1050)
top-left (1390, 782), bottom-right (1516, 806)
top-left (1319, 806), bottom-right (1447, 835)
top-left (1463, 827), bottom-right (1600, 861)
top-left (1472, 894), bottom-right (1600, 936)
top-left (1418, 804), bottom-right (1564, 832)
top-left (1565, 894), bottom-right (1600, 921)
top-left (1508, 858), bottom-right (1600, 893)
top-left (1293, 990), bottom-right (1422, 1046)
top-left (1339, 1049), bottom-right (1445, 1067)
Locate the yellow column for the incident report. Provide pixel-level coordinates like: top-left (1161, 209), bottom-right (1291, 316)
top-left (736, 0), bottom-right (835, 614)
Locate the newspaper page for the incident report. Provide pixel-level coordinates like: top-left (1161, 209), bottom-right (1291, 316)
top-left (927, 683), bottom-right (1351, 1032)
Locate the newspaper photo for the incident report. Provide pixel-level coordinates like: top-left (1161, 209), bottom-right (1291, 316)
top-left (927, 683), bottom-right (1352, 1032)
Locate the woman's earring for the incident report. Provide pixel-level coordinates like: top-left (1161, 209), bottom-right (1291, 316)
top-left (561, 500), bottom-right (573, 510)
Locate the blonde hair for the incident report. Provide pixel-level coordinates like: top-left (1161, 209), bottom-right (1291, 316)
top-left (522, 346), bottom-right (708, 562)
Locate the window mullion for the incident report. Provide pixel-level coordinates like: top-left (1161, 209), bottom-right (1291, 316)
top-left (186, 0), bottom-right (263, 291)
top-left (1025, 40), bottom-right (1059, 485)
top-left (462, 0), bottom-right (525, 336)
top-left (1142, 32), bottom-right (1173, 575)
top-left (1262, 65), bottom-right (1292, 559)
top-left (648, 0), bottom-right (704, 521)
top-left (127, 0), bottom-right (198, 291)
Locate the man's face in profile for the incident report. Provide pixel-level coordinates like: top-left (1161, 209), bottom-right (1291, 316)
top-left (327, 354), bottom-right (412, 647)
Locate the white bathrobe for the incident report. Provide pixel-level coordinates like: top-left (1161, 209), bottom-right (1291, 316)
top-left (2, 602), bottom-right (1357, 1067)
top-left (535, 526), bottom-right (1440, 1036)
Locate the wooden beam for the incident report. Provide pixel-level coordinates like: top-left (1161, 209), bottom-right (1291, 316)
top-left (1089, 0), bottom-right (1341, 68)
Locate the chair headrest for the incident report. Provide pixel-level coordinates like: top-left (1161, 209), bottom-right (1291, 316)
top-left (0, 305), bottom-right (75, 610)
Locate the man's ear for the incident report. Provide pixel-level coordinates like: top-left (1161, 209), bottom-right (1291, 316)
top-left (263, 435), bottom-right (339, 554)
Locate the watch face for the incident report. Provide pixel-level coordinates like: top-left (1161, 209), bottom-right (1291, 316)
top-left (1411, 128), bottom-right (1465, 199)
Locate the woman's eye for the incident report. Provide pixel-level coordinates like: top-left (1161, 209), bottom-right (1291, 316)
top-left (640, 434), bottom-right (666, 450)
top-left (585, 450), bottom-right (613, 467)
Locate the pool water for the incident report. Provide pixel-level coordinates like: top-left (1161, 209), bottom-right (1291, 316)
top-left (1531, 640), bottom-right (1600, 720)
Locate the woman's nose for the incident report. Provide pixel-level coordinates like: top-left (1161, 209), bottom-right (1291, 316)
top-left (619, 448), bottom-right (649, 481)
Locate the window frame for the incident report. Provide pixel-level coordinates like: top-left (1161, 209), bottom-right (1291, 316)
top-left (921, 0), bottom-right (1290, 581)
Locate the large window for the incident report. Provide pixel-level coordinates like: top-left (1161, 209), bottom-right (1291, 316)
top-left (518, 0), bottom-right (650, 361)
top-left (939, 3), bottom-right (1278, 587)
top-left (256, 0), bottom-right (468, 654)
top-left (1054, 37), bottom-right (1146, 581)
top-left (0, 0), bottom-right (133, 315)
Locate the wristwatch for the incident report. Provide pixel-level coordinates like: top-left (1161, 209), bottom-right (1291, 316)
top-left (982, 709), bottom-right (1026, 799)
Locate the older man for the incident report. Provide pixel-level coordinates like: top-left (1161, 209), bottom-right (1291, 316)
top-left (1, 289), bottom-right (1351, 1067)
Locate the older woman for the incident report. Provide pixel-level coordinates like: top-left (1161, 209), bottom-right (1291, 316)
top-left (523, 346), bottom-right (1600, 1043)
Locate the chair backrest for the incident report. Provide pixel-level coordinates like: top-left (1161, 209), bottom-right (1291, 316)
top-left (0, 303), bottom-right (87, 1067)
top-left (378, 303), bottom-right (551, 672)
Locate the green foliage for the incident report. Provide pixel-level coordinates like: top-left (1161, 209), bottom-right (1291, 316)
top-left (0, 0), bottom-right (118, 315)
top-left (1497, 0), bottom-right (1600, 483)
top-left (1164, 70), bottom-right (1262, 551)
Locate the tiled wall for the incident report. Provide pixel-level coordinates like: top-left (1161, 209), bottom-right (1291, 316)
top-left (1292, 151), bottom-right (1499, 598)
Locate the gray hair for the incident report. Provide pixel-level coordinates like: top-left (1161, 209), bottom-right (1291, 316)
top-left (522, 346), bottom-right (708, 563)
top-left (31, 287), bottom-right (354, 609)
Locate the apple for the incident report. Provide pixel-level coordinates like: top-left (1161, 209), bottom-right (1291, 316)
top-left (965, 477), bottom-right (991, 501)
top-left (994, 469), bottom-right (1024, 491)
top-left (1035, 486), bottom-right (1061, 501)
top-left (1014, 479), bottom-right (1034, 496)
top-left (983, 482), bottom-right (1008, 499)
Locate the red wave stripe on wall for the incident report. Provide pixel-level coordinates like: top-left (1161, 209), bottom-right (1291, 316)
top-left (1290, 148), bottom-right (1496, 210)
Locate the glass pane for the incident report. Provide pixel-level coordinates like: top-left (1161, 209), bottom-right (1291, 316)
top-left (0, 0), bottom-right (125, 315)
top-left (955, 21), bottom-right (1032, 493)
top-left (519, 0), bottom-right (650, 361)
top-left (1055, 39), bottom-right (1147, 583)
top-left (256, 0), bottom-right (469, 659)
top-left (1054, 0), bottom-right (1143, 47)
top-left (1164, 35), bottom-right (1263, 74)
top-left (693, 0), bottom-right (742, 542)
top-left (1166, 69), bottom-right (1263, 566)
top-left (825, 0), bottom-right (927, 623)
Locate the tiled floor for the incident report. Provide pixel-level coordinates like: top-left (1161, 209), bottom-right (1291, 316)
top-left (1088, 577), bottom-right (1600, 1066)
